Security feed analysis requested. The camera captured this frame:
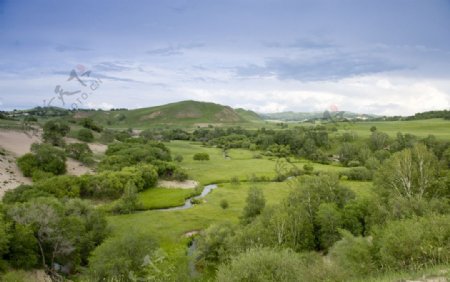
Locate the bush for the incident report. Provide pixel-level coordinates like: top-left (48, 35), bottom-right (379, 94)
top-left (330, 230), bottom-right (375, 277)
top-left (42, 120), bottom-right (70, 146)
top-left (34, 175), bottom-right (81, 198)
top-left (17, 153), bottom-right (38, 177)
top-left (65, 142), bottom-right (94, 165)
top-left (193, 152), bottom-right (210, 161)
top-left (174, 154), bottom-right (183, 162)
top-left (341, 167), bottom-right (373, 181)
top-left (77, 128), bottom-right (94, 142)
top-left (220, 199), bottom-right (229, 209)
top-left (217, 248), bottom-right (321, 282)
top-left (374, 214), bottom-right (450, 271)
top-left (89, 232), bottom-right (159, 281)
top-left (18, 143), bottom-right (66, 176)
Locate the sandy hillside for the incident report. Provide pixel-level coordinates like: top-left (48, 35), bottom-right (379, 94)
top-left (65, 137), bottom-right (107, 154)
top-left (0, 130), bottom-right (95, 192)
top-left (0, 129), bottom-right (41, 156)
top-left (0, 152), bottom-right (31, 199)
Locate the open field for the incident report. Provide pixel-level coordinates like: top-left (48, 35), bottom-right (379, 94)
top-left (334, 118), bottom-right (450, 139)
top-left (165, 140), bottom-right (350, 184)
top-left (138, 187), bottom-right (198, 210)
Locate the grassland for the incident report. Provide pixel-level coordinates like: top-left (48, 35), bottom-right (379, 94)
top-left (138, 188), bottom-right (198, 210)
top-left (102, 140), bottom-right (374, 279)
top-left (333, 118), bottom-right (450, 139)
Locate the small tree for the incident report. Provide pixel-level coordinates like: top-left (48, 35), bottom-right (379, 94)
top-left (220, 199), bottom-right (229, 209)
top-left (193, 153), bottom-right (210, 161)
top-left (240, 187), bottom-right (265, 225)
top-left (114, 181), bottom-right (141, 214)
top-left (43, 120), bottom-right (70, 147)
top-left (77, 128), bottom-right (94, 142)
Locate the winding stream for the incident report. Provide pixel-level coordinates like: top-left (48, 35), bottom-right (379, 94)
top-left (158, 184), bottom-right (218, 211)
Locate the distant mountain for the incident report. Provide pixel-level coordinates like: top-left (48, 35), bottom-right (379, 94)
top-left (74, 100), bottom-right (263, 128)
top-left (259, 111), bottom-right (378, 121)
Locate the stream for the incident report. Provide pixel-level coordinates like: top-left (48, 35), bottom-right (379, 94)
top-left (158, 184), bottom-right (218, 211)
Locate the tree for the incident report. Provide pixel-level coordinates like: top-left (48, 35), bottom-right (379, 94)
top-left (195, 223), bottom-right (235, 268)
top-left (89, 232), bottom-right (159, 281)
top-left (193, 153), bottom-right (210, 161)
top-left (18, 143), bottom-right (66, 176)
top-left (77, 128), bottom-right (94, 142)
top-left (330, 230), bottom-right (375, 277)
top-left (217, 248), bottom-right (313, 282)
top-left (375, 144), bottom-right (440, 200)
top-left (316, 203), bottom-right (343, 250)
top-left (43, 120), bottom-right (70, 147)
top-left (369, 131), bottom-right (389, 151)
top-left (240, 187), bottom-right (265, 224)
top-left (113, 181), bottom-right (141, 214)
top-left (7, 197), bottom-right (107, 275)
top-left (65, 143), bottom-right (93, 164)
top-left (0, 213), bottom-right (11, 270)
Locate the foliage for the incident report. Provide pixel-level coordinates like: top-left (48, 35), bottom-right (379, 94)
top-left (88, 232), bottom-right (159, 281)
top-left (17, 143), bottom-right (66, 176)
top-left (330, 230), bottom-right (375, 277)
top-left (65, 142), bottom-right (94, 164)
top-left (42, 120), bottom-right (70, 146)
top-left (7, 197), bottom-right (108, 274)
top-left (375, 144), bottom-right (441, 200)
top-left (374, 214), bottom-right (450, 271)
top-left (112, 181), bottom-right (142, 214)
top-left (193, 152), bottom-right (210, 161)
top-left (220, 199), bottom-right (229, 209)
top-left (240, 187), bottom-right (265, 225)
top-left (77, 128), bottom-right (94, 142)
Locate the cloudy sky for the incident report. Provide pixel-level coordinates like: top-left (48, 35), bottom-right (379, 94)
top-left (1, 0), bottom-right (450, 115)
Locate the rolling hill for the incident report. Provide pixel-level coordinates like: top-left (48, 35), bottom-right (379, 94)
top-left (73, 100), bottom-right (263, 128)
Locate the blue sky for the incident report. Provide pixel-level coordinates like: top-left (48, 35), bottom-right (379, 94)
top-left (1, 0), bottom-right (449, 115)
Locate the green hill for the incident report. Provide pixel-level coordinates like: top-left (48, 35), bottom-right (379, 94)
top-left (74, 100), bottom-right (263, 128)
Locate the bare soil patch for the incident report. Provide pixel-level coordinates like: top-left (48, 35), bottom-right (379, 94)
top-left (157, 180), bottom-right (199, 189)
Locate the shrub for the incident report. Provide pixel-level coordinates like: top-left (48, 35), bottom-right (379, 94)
top-left (374, 214), bottom-right (450, 271)
top-left (89, 232), bottom-right (159, 281)
top-left (42, 120), bottom-right (70, 146)
top-left (330, 230), bottom-right (375, 277)
top-left (341, 167), bottom-right (373, 181)
top-left (220, 199), bottom-right (229, 209)
top-left (17, 153), bottom-right (38, 177)
top-left (216, 248), bottom-right (312, 282)
top-left (174, 154), bottom-right (183, 162)
top-left (18, 143), bottom-right (66, 176)
top-left (77, 128), bottom-right (94, 142)
top-left (66, 142), bottom-right (94, 165)
top-left (193, 153), bottom-right (210, 161)
top-left (34, 175), bottom-right (81, 198)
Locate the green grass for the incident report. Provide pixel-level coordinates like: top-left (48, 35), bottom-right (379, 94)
top-left (343, 180), bottom-right (375, 198)
top-left (334, 118), bottom-right (450, 139)
top-left (166, 141), bottom-right (351, 185)
top-left (138, 188), bottom-right (198, 210)
top-left (78, 100), bottom-right (265, 129)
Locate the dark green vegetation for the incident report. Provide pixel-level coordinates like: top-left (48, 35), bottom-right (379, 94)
top-left (1, 103), bottom-right (450, 281)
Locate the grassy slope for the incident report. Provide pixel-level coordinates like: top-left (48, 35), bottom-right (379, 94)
top-left (78, 100), bottom-right (264, 129)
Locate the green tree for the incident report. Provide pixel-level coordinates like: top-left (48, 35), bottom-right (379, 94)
top-left (316, 203), bottom-right (343, 250)
top-left (0, 213), bottom-right (11, 270)
top-left (88, 232), bottom-right (159, 281)
top-left (240, 187), bottom-right (265, 224)
top-left (330, 230), bottom-right (375, 277)
top-left (114, 181), bottom-right (141, 214)
top-left (375, 144), bottom-right (440, 200)
top-left (217, 248), bottom-right (312, 282)
top-left (77, 128), bottom-right (94, 142)
top-left (43, 120), bottom-right (70, 146)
